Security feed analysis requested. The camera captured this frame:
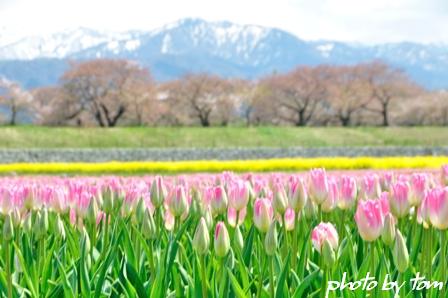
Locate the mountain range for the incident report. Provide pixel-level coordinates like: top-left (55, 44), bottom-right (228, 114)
top-left (0, 18), bottom-right (447, 90)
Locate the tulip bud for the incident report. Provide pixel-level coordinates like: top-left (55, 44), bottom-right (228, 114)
top-left (135, 198), bottom-right (146, 224)
top-left (11, 208), bottom-right (21, 228)
top-left (304, 196), bottom-right (317, 220)
top-left (103, 188), bottom-right (114, 214)
top-left (142, 210), bottom-right (156, 239)
top-left (273, 183), bottom-right (288, 215)
top-left (86, 199), bottom-right (98, 225)
top-left (193, 217), bottom-right (210, 255)
top-left (214, 221), bottom-right (230, 258)
top-left (204, 210), bottom-right (213, 230)
top-left (56, 215), bottom-right (66, 240)
top-left (3, 213), bottom-right (14, 241)
top-left (169, 186), bottom-right (188, 217)
top-left (264, 222), bottom-right (278, 256)
top-left (234, 226), bottom-right (244, 251)
top-left (322, 239), bottom-right (336, 268)
top-left (150, 176), bottom-right (167, 208)
top-left (23, 212), bottom-right (32, 233)
top-left (381, 213), bottom-right (396, 246)
top-left (392, 229), bottom-right (409, 273)
top-left (33, 210), bottom-right (45, 239)
top-left (288, 178), bottom-right (308, 212)
top-left (82, 227), bottom-right (91, 253)
top-left (211, 186), bottom-right (228, 215)
top-left (253, 198), bottom-right (273, 233)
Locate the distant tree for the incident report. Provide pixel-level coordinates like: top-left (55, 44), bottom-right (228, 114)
top-left (262, 66), bottom-right (329, 126)
top-left (0, 78), bottom-right (33, 125)
top-left (163, 73), bottom-right (233, 127)
top-left (363, 61), bottom-right (421, 126)
top-left (327, 65), bottom-right (371, 126)
top-left (60, 59), bottom-right (153, 127)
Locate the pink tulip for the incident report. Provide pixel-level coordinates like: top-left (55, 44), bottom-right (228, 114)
top-left (354, 198), bottom-right (387, 242)
top-left (322, 178), bottom-right (337, 213)
top-left (410, 173), bottom-right (428, 206)
top-left (214, 221), bottom-right (230, 257)
top-left (211, 185), bottom-right (228, 215)
top-left (228, 180), bottom-right (250, 211)
top-left (381, 172), bottom-right (394, 192)
top-left (338, 175), bottom-right (357, 210)
top-left (169, 185), bottom-right (188, 217)
top-left (362, 174), bottom-right (381, 200)
top-left (309, 168), bottom-right (329, 205)
top-left (311, 222), bottom-right (339, 253)
top-left (253, 198), bottom-right (273, 233)
top-left (389, 182), bottom-right (410, 218)
top-left (284, 208), bottom-right (296, 231)
top-left (288, 177), bottom-right (308, 212)
top-left (427, 187), bottom-right (448, 230)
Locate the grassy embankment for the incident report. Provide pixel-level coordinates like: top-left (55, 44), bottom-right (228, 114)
top-left (0, 126), bottom-right (446, 148)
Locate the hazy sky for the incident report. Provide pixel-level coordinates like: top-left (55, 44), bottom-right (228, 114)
top-left (1, 0), bottom-right (447, 44)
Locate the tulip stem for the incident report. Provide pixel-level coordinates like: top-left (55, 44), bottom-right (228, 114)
top-left (148, 239), bottom-right (155, 283)
top-left (282, 216), bottom-right (289, 256)
top-left (320, 268), bottom-right (327, 298)
top-left (269, 256), bottom-right (275, 298)
top-left (441, 230), bottom-right (446, 298)
top-left (200, 254), bottom-right (208, 298)
top-left (103, 213), bottom-right (109, 251)
top-left (371, 242), bottom-right (375, 278)
top-left (292, 212), bottom-right (298, 269)
top-left (5, 240), bottom-right (12, 298)
top-left (428, 227), bottom-right (433, 280)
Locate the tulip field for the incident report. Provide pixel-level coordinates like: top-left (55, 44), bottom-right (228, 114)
top-left (1, 166), bottom-right (448, 297)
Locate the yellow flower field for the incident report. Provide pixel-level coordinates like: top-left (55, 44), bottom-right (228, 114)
top-left (0, 156), bottom-right (447, 174)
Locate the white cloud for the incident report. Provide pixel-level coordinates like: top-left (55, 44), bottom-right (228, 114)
top-left (0, 0), bottom-right (446, 44)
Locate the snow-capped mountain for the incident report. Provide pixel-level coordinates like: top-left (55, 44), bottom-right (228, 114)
top-left (0, 18), bottom-right (447, 89)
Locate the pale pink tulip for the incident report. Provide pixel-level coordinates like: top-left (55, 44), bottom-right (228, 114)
top-left (288, 177), bottom-right (308, 212)
top-left (427, 187), bottom-right (448, 230)
top-left (211, 185), bottom-right (228, 215)
top-left (322, 178), bottom-right (337, 213)
top-left (354, 199), bottom-right (387, 242)
top-left (389, 182), bottom-right (410, 218)
top-left (311, 222), bottom-right (339, 253)
top-left (228, 180), bottom-right (250, 211)
top-left (338, 175), bottom-right (357, 210)
top-left (284, 208), bottom-right (296, 231)
top-left (362, 174), bottom-right (381, 200)
top-left (169, 185), bottom-right (188, 217)
top-left (381, 172), bottom-right (394, 192)
top-left (309, 168), bottom-right (329, 205)
top-left (253, 198), bottom-right (273, 233)
top-left (410, 173), bottom-right (428, 206)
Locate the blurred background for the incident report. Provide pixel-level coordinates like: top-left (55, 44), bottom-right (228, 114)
top-left (0, 0), bottom-right (447, 163)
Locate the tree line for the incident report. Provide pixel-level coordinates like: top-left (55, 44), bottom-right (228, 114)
top-left (0, 59), bottom-right (447, 127)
